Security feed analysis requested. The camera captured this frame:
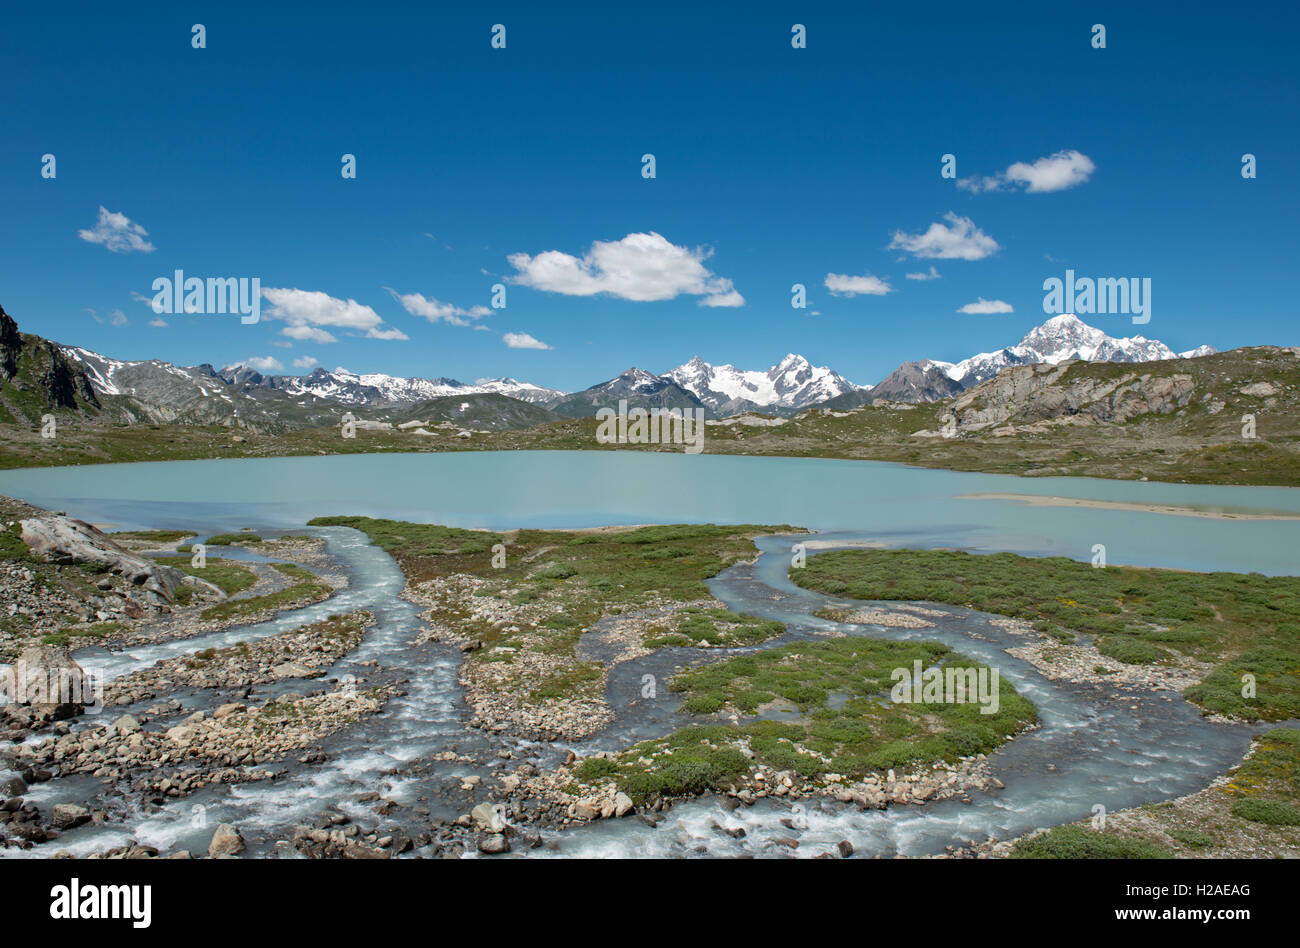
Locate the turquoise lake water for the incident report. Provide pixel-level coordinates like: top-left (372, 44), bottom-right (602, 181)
top-left (0, 450), bottom-right (1296, 573)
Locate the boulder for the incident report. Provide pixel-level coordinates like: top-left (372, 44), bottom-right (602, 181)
top-left (477, 834), bottom-right (510, 855)
top-left (207, 823), bottom-right (245, 857)
top-left (0, 646), bottom-right (95, 714)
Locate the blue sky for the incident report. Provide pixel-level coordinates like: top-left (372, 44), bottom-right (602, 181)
top-left (1, 1), bottom-right (1296, 391)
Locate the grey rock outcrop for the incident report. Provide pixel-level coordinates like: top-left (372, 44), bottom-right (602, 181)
top-left (18, 515), bottom-right (221, 602)
top-left (946, 362), bottom-right (1195, 434)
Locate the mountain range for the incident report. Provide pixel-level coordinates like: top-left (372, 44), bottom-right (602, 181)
top-left (824, 315), bottom-right (1217, 408)
top-left (0, 303), bottom-right (1219, 433)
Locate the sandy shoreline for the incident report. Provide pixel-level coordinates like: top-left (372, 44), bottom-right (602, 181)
top-left (960, 492), bottom-right (1300, 521)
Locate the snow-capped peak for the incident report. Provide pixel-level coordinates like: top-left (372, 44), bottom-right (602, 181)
top-left (664, 353), bottom-right (862, 411)
top-left (939, 315), bottom-right (1210, 387)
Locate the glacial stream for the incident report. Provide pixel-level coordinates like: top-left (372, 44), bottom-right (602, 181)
top-left (0, 524), bottom-right (1266, 859)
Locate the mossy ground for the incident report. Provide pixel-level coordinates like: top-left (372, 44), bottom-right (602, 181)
top-left (576, 637), bottom-right (1035, 804)
top-left (793, 548), bottom-right (1300, 721)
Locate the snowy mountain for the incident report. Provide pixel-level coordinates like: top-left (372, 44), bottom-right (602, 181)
top-left (231, 366), bottom-right (565, 406)
top-left (549, 367), bottom-right (704, 418)
top-left (664, 353), bottom-right (864, 413)
top-left (62, 345), bottom-right (566, 410)
top-left (942, 315), bottom-right (1215, 388)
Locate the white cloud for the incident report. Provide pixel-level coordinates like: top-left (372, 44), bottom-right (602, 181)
top-left (292, 355), bottom-right (318, 369)
top-left (387, 289), bottom-right (491, 327)
top-left (507, 232), bottom-right (743, 306)
top-left (281, 324), bottom-right (338, 344)
top-left (888, 212), bottom-right (999, 261)
top-left (366, 326), bottom-right (410, 341)
top-left (503, 332), bottom-right (553, 350)
top-left (957, 297), bottom-right (1014, 314)
top-left (148, 317), bottom-right (168, 328)
top-left (958, 150), bottom-right (1095, 194)
top-left (261, 287), bottom-right (407, 341)
top-left (241, 356), bottom-right (284, 372)
top-left (78, 206), bottom-right (155, 254)
top-left (131, 291), bottom-right (155, 305)
top-left (824, 273), bottom-right (894, 297)
top-left (698, 289), bottom-right (745, 308)
top-left (90, 308), bottom-right (129, 327)
top-left (906, 266), bottom-right (942, 281)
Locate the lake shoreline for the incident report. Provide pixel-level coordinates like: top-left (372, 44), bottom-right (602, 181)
top-left (961, 491), bottom-right (1300, 521)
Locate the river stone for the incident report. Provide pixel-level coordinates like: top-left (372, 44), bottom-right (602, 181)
top-left (613, 792), bottom-right (634, 818)
top-left (113, 713), bottom-right (141, 735)
top-left (208, 823), bottom-right (245, 857)
top-left (51, 803), bottom-right (91, 829)
top-left (477, 834), bottom-right (510, 855)
top-left (342, 842), bottom-right (389, 859)
top-left (470, 802), bottom-right (505, 832)
top-left (165, 725), bottom-right (195, 746)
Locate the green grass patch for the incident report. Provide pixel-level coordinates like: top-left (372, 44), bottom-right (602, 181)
top-left (202, 532), bottom-right (263, 546)
top-left (644, 607), bottom-right (785, 649)
top-left (41, 621), bottom-right (126, 647)
top-left (1229, 797), bottom-right (1300, 826)
top-left (154, 555), bottom-right (258, 595)
top-left (1165, 828), bottom-right (1216, 849)
top-left (111, 529), bottom-right (196, 543)
top-left (1009, 825), bottom-right (1171, 859)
